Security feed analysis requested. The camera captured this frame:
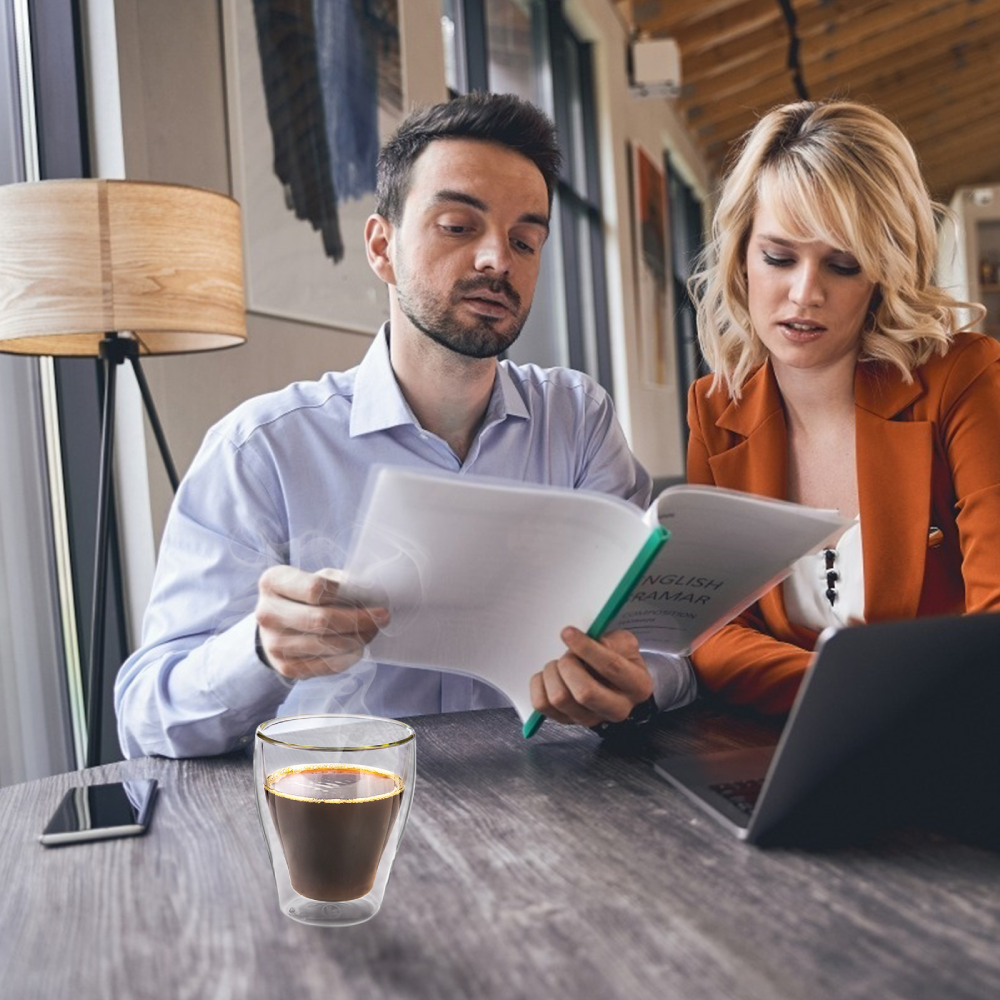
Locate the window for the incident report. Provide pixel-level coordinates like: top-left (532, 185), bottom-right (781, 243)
top-left (441, 0), bottom-right (612, 392)
top-left (0, 0), bottom-right (129, 771)
top-left (666, 155), bottom-right (706, 443)
top-left (0, 0), bottom-right (77, 782)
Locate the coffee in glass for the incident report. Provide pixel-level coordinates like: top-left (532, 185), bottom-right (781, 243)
top-left (254, 715), bottom-right (416, 927)
top-left (264, 763), bottom-right (403, 901)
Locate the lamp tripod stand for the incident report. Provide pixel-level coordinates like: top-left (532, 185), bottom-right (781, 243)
top-left (87, 333), bottom-right (180, 767)
top-left (0, 179), bottom-right (246, 770)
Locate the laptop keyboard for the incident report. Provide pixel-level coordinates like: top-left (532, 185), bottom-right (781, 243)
top-left (710, 778), bottom-right (764, 816)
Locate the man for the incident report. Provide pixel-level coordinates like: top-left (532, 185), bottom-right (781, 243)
top-left (115, 93), bottom-right (695, 758)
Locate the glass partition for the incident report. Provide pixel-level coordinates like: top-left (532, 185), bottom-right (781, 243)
top-left (0, 0), bottom-right (76, 783)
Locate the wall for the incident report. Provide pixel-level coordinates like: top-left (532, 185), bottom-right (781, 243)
top-left (107, 0), bottom-right (712, 637)
top-left (108, 0), bottom-right (448, 622)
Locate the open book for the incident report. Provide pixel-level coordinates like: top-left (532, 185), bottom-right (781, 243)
top-left (340, 467), bottom-right (847, 729)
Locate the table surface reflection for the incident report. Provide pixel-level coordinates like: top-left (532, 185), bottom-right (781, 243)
top-left (0, 703), bottom-right (998, 1000)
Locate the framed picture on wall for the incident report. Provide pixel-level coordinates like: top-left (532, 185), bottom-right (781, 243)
top-left (222, 0), bottom-right (403, 335)
top-left (631, 142), bottom-right (672, 388)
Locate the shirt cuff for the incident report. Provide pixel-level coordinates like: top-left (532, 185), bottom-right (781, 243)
top-left (642, 649), bottom-right (698, 712)
top-left (206, 613), bottom-right (295, 712)
top-left (591, 650), bottom-right (697, 740)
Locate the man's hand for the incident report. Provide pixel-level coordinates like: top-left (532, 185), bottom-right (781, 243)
top-left (255, 566), bottom-right (389, 680)
top-left (529, 627), bottom-right (653, 728)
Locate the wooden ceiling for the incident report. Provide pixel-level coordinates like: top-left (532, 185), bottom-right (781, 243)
top-left (614, 0), bottom-right (1000, 201)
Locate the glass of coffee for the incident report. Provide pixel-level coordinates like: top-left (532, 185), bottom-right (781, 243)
top-left (254, 714), bottom-right (416, 927)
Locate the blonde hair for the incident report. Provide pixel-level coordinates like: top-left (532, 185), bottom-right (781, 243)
top-left (690, 100), bottom-right (984, 399)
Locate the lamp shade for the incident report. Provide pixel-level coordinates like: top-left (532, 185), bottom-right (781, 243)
top-left (0, 179), bottom-right (246, 356)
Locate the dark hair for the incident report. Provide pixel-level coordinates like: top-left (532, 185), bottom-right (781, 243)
top-left (375, 92), bottom-right (562, 222)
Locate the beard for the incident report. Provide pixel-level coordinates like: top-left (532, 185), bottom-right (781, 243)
top-left (396, 273), bottom-right (528, 360)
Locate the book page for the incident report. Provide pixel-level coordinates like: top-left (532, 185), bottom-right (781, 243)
top-left (610, 485), bottom-right (847, 653)
top-left (340, 468), bottom-right (652, 723)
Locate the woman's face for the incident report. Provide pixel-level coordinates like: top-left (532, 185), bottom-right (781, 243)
top-left (745, 200), bottom-right (877, 377)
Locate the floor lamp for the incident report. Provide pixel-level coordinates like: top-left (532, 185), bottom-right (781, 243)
top-left (0, 179), bottom-right (246, 767)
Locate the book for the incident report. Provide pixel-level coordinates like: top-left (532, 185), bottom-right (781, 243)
top-left (340, 466), bottom-right (847, 731)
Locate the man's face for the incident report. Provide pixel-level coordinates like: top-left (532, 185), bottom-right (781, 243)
top-left (385, 139), bottom-right (550, 359)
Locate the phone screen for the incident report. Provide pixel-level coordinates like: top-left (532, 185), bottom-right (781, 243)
top-left (40, 779), bottom-right (158, 846)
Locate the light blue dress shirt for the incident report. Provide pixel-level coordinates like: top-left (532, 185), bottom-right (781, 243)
top-left (115, 326), bottom-right (696, 758)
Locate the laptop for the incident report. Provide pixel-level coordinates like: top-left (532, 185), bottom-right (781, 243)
top-left (653, 612), bottom-right (1000, 845)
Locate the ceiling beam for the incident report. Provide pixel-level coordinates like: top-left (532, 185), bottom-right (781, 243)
top-left (682, 56), bottom-right (789, 109)
top-left (680, 18), bottom-right (1000, 114)
top-left (681, 2), bottom-right (974, 113)
top-left (925, 149), bottom-right (1000, 184)
top-left (809, 21), bottom-right (1000, 92)
top-left (680, 0), bottom-right (942, 83)
top-left (682, 0), bottom-right (1000, 90)
top-left (910, 101), bottom-right (1000, 155)
top-left (685, 15), bottom-right (1000, 138)
top-left (925, 158), bottom-right (1000, 201)
top-left (925, 149), bottom-right (1000, 193)
top-left (617, 0), bottom-right (1000, 201)
top-left (799, 0), bottom-right (1000, 85)
top-left (627, 0), bottom-right (764, 38)
top-left (698, 87), bottom-right (1000, 188)
top-left (917, 121), bottom-right (1000, 174)
top-left (700, 86), bottom-right (1000, 170)
top-left (679, 69), bottom-right (795, 124)
top-left (880, 77), bottom-right (1000, 137)
top-left (668, 0), bottom-right (782, 56)
top-left (847, 50), bottom-right (1000, 116)
top-left (673, 1), bottom-right (895, 82)
top-left (680, 25), bottom-right (787, 82)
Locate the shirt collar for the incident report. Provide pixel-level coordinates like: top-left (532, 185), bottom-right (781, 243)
top-left (492, 360), bottom-right (530, 423)
top-left (349, 323), bottom-right (530, 438)
top-left (349, 324), bottom-right (420, 437)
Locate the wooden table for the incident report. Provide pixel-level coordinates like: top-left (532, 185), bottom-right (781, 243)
top-left (0, 704), bottom-right (997, 1000)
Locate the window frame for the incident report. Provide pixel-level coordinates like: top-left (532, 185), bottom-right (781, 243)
top-left (1, 0), bottom-right (130, 769)
top-left (665, 152), bottom-right (707, 449)
top-left (443, 0), bottom-right (614, 395)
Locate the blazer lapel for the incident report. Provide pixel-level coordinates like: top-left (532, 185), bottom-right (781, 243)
top-left (855, 363), bottom-right (931, 621)
top-left (707, 363), bottom-right (807, 640)
top-left (708, 362), bottom-right (788, 501)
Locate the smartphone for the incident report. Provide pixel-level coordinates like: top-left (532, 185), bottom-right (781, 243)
top-left (39, 779), bottom-right (158, 847)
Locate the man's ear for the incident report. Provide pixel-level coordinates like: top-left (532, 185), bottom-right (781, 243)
top-left (365, 214), bottom-right (396, 285)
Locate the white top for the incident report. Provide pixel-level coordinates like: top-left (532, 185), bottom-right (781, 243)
top-left (783, 518), bottom-right (865, 632)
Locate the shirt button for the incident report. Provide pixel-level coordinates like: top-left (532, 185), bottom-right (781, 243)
top-left (419, 433), bottom-right (428, 440)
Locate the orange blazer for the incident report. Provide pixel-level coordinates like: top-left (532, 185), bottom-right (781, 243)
top-left (687, 331), bottom-right (1000, 714)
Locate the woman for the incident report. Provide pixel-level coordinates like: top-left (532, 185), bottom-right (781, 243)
top-left (687, 100), bottom-right (1000, 714)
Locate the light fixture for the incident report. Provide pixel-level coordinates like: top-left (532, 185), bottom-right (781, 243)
top-left (0, 179), bottom-right (246, 766)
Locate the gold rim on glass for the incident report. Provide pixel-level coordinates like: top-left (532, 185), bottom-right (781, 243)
top-left (255, 713), bottom-right (416, 751)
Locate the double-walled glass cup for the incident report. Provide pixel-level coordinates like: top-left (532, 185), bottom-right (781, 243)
top-left (254, 714), bottom-right (416, 927)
